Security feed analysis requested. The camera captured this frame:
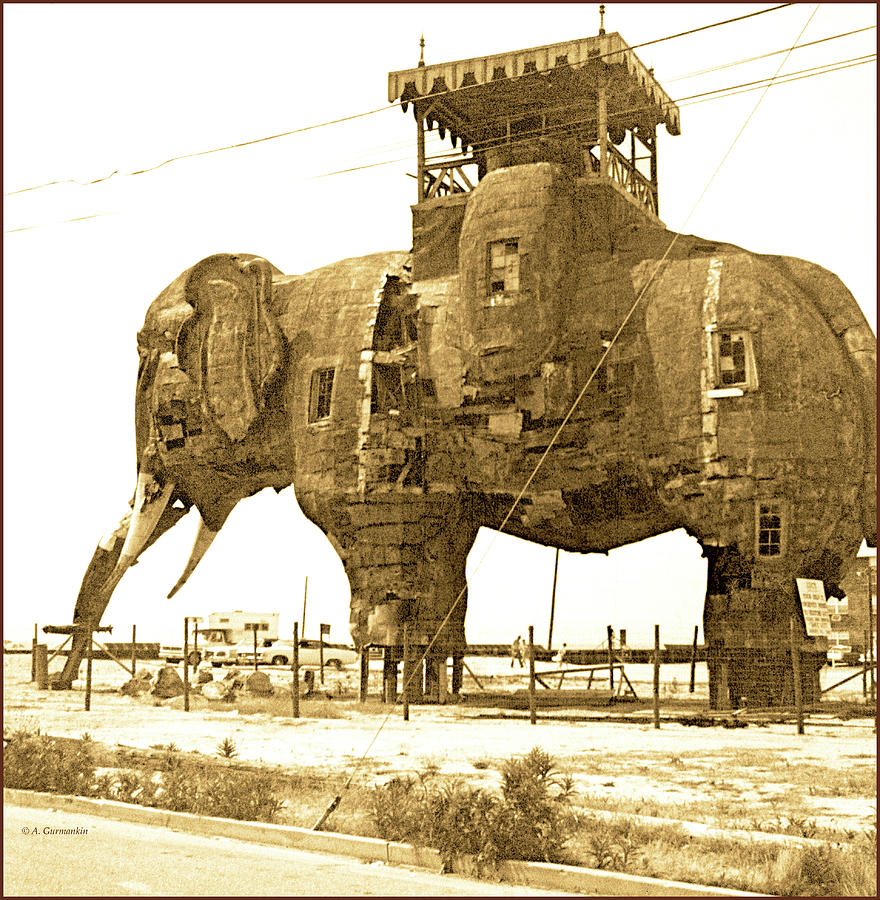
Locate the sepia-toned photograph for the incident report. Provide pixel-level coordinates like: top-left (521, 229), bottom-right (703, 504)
top-left (4, 3), bottom-right (876, 895)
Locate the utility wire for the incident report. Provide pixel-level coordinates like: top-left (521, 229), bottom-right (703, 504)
top-left (311, 3), bottom-right (822, 831)
top-left (663, 24), bottom-right (875, 82)
top-left (7, 50), bottom-right (871, 235)
top-left (5, 3), bottom-right (799, 197)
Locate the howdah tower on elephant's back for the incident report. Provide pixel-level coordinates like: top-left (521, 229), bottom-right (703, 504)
top-left (61, 22), bottom-right (875, 706)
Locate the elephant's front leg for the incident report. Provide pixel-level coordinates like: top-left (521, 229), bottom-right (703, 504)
top-left (336, 494), bottom-right (479, 703)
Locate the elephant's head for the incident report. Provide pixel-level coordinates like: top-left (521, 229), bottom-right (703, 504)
top-left (57, 254), bottom-right (295, 686)
top-left (135, 252), bottom-right (293, 528)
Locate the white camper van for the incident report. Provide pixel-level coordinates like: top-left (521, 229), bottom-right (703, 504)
top-left (159, 611), bottom-right (280, 666)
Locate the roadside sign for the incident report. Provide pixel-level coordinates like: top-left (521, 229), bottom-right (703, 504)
top-left (796, 578), bottom-right (831, 637)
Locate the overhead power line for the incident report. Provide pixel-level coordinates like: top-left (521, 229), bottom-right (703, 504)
top-left (6, 42), bottom-right (873, 237)
top-left (6, 50), bottom-right (873, 235)
top-left (663, 24), bottom-right (875, 82)
top-left (5, 3), bottom-right (800, 197)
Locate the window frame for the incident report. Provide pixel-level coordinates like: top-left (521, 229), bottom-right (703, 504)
top-left (486, 238), bottom-right (520, 299)
top-left (308, 367), bottom-right (335, 423)
top-left (755, 499), bottom-right (786, 559)
top-left (712, 328), bottom-right (758, 391)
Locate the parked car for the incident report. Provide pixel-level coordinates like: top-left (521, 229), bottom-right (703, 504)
top-left (219, 637), bottom-right (277, 667)
top-left (237, 639), bottom-right (359, 669)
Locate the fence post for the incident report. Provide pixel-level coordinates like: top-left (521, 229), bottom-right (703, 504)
top-left (183, 617), bottom-right (190, 713)
top-left (402, 622), bottom-right (410, 722)
top-left (653, 624), bottom-right (660, 729)
top-left (292, 621), bottom-right (300, 718)
top-left (32, 623), bottom-right (39, 681)
top-left (863, 630), bottom-right (869, 697)
top-left (131, 624), bottom-right (137, 678)
top-left (607, 625), bottom-right (614, 691)
top-left (790, 617), bottom-right (804, 735)
top-left (528, 625), bottom-right (536, 726)
top-left (689, 625), bottom-right (698, 693)
top-left (253, 627), bottom-right (258, 672)
top-left (84, 630), bottom-right (94, 711)
top-left (34, 644), bottom-right (49, 690)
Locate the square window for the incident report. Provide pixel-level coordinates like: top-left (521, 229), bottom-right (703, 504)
top-left (713, 329), bottom-right (757, 390)
top-left (309, 368), bottom-right (335, 422)
top-left (487, 240), bottom-right (519, 296)
top-left (756, 501), bottom-right (784, 557)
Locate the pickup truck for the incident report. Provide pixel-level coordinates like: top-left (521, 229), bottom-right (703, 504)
top-left (237, 639), bottom-right (359, 669)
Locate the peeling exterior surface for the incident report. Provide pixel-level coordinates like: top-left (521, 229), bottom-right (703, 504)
top-left (61, 37), bottom-right (876, 707)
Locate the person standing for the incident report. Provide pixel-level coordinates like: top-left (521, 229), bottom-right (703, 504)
top-left (510, 634), bottom-right (525, 668)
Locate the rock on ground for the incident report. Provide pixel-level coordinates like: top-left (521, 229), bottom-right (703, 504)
top-left (152, 666), bottom-right (184, 698)
top-left (246, 671), bottom-right (274, 695)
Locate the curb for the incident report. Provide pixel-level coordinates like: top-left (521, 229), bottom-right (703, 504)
top-left (5, 789), bottom-right (764, 896)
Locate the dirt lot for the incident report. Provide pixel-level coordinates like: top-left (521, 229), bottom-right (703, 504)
top-left (4, 652), bottom-right (875, 841)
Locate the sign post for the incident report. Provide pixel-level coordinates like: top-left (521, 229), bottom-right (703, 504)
top-left (790, 618), bottom-right (804, 735)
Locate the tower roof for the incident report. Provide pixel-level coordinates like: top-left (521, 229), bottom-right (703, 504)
top-left (388, 32), bottom-right (681, 150)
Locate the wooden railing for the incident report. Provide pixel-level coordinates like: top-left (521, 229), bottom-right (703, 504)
top-left (422, 162), bottom-right (475, 198)
top-left (588, 143), bottom-right (657, 214)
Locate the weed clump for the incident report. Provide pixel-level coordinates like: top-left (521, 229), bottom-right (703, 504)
top-left (4, 729), bottom-right (97, 797)
top-left (5, 727), bottom-right (283, 823)
top-left (372, 746), bottom-right (574, 871)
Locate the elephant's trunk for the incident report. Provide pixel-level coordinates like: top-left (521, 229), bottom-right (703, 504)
top-left (167, 514), bottom-right (219, 599)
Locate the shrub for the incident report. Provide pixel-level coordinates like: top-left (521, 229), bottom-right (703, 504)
top-left (216, 737), bottom-right (238, 759)
top-left (155, 752), bottom-right (284, 822)
top-left (4, 729), bottom-right (97, 796)
top-left (767, 842), bottom-right (877, 897)
top-left (371, 746), bottom-right (575, 870)
top-left (5, 726), bottom-right (283, 823)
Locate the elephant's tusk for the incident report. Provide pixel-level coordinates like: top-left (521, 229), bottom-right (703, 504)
top-left (99, 472), bottom-right (175, 598)
top-left (167, 514), bottom-right (219, 599)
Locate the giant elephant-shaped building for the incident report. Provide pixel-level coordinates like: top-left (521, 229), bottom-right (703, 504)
top-left (58, 32), bottom-right (876, 708)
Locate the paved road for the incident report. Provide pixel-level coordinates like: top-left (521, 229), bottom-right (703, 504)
top-left (4, 805), bottom-right (577, 896)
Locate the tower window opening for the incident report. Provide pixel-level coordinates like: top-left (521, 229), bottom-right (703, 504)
top-left (309, 368), bottom-right (335, 422)
top-left (488, 240), bottom-right (519, 295)
top-left (714, 330), bottom-right (757, 389)
top-left (757, 501), bottom-right (784, 557)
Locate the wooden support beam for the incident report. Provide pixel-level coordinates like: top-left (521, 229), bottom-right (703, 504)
top-left (91, 639), bottom-right (133, 677)
top-left (359, 644), bottom-right (370, 702)
top-left (417, 113), bottom-right (426, 201)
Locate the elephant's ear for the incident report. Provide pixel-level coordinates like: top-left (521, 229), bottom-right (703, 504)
top-left (184, 254), bottom-right (285, 442)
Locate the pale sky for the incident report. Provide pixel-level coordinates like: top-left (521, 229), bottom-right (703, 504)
top-left (3, 3), bottom-right (876, 647)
